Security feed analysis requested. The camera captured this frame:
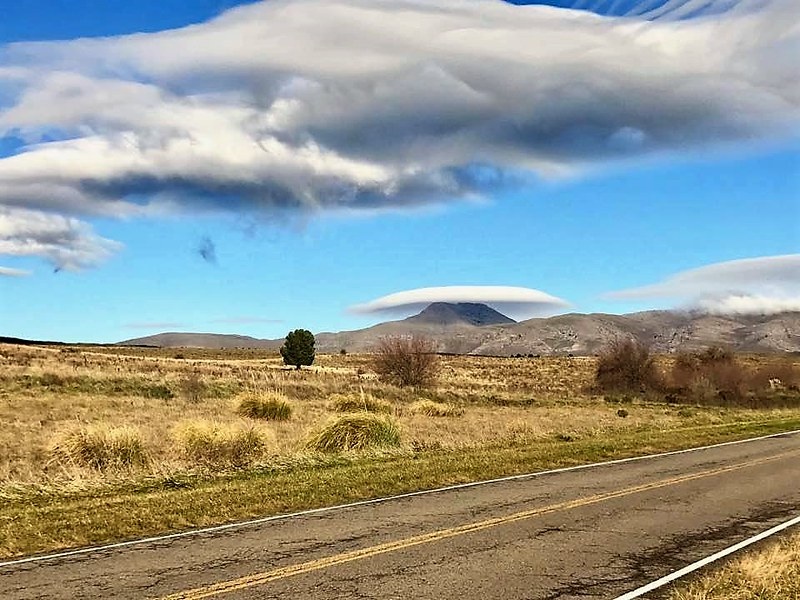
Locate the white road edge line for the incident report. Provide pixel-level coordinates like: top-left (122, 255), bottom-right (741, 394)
top-left (1, 427), bottom-right (798, 569)
top-left (613, 513), bottom-right (800, 600)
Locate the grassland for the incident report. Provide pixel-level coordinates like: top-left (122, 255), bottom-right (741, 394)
top-left (1, 343), bottom-right (799, 558)
top-left (667, 529), bottom-right (800, 599)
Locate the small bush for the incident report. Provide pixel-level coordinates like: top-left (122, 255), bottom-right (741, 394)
top-left (373, 336), bottom-right (440, 388)
top-left (50, 424), bottom-right (148, 470)
top-left (616, 408), bottom-right (629, 418)
top-left (174, 420), bottom-right (267, 467)
top-left (595, 339), bottom-right (662, 393)
top-left (237, 392), bottom-right (293, 421)
top-left (306, 413), bottom-right (401, 453)
top-left (328, 393), bottom-right (392, 414)
top-left (179, 373), bottom-right (207, 403)
top-left (409, 399), bottom-right (464, 417)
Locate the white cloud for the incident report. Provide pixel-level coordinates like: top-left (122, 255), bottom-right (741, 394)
top-left (0, 207), bottom-right (121, 271)
top-left (607, 254), bottom-right (800, 315)
top-left (0, 265), bottom-right (30, 277)
top-left (0, 0), bottom-right (796, 223)
top-left (350, 285), bottom-right (571, 318)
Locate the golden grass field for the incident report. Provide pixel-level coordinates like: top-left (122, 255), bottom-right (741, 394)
top-left (1, 342), bottom-right (799, 558)
top-left (0, 344), bottom-right (794, 494)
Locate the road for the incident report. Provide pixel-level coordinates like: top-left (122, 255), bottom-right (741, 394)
top-left (3, 431), bottom-right (799, 599)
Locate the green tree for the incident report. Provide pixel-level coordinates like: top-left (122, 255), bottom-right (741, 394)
top-left (280, 329), bottom-right (315, 369)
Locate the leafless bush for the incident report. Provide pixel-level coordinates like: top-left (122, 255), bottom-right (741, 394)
top-left (595, 339), bottom-right (662, 394)
top-left (372, 336), bottom-right (440, 388)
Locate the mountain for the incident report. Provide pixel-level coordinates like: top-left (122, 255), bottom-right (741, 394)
top-left (118, 305), bottom-right (800, 355)
top-left (405, 302), bottom-right (516, 327)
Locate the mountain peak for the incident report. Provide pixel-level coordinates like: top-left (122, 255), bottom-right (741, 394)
top-left (405, 302), bottom-right (516, 327)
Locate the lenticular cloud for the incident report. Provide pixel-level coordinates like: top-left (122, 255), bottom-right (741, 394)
top-left (0, 0), bottom-right (798, 268)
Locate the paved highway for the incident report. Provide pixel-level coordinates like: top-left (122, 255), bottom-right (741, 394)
top-left (3, 431), bottom-right (799, 599)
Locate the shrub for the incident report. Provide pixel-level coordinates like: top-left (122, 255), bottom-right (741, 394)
top-left (50, 424), bottom-right (148, 470)
top-left (616, 408), bottom-right (629, 418)
top-left (671, 347), bottom-right (751, 404)
top-left (306, 413), bottom-right (401, 453)
top-left (179, 373), bottom-right (207, 403)
top-left (595, 339), bottom-right (662, 393)
top-left (237, 392), bottom-right (293, 421)
top-left (372, 336), bottom-right (440, 388)
top-left (328, 393), bottom-right (392, 414)
top-left (174, 420), bottom-right (267, 467)
top-left (409, 399), bottom-right (464, 417)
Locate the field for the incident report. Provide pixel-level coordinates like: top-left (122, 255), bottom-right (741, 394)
top-left (1, 343), bottom-right (799, 558)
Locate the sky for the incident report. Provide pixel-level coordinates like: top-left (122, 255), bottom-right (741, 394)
top-left (0, 0), bottom-right (797, 343)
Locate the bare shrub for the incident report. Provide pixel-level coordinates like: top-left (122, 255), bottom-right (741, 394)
top-left (179, 372), bottom-right (207, 403)
top-left (306, 413), bottom-right (401, 453)
top-left (409, 399), bottom-right (464, 417)
top-left (595, 339), bottom-right (662, 393)
top-left (328, 393), bottom-right (392, 414)
top-left (372, 336), bottom-right (440, 388)
top-left (237, 392), bottom-right (293, 421)
top-left (173, 420), bottom-right (267, 468)
top-left (49, 424), bottom-right (148, 470)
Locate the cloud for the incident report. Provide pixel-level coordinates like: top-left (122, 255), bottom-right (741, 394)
top-left (350, 285), bottom-right (571, 318)
top-left (124, 321), bottom-right (186, 330)
top-left (0, 265), bottom-right (30, 276)
top-left (210, 316), bottom-right (284, 324)
top-left (0, 0), bottom-right (795, 239)
top-left (0, 206), bottom-right (121, 271)
top-left (606, 254), bottom-right (800, 315)
top-left (196, 235), bottom-right (217, 264)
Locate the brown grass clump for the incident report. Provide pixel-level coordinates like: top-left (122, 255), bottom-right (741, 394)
top-left (306, 413), bottom-right (401, 453)
top-left (669, 530), bottom-right (800, 600)
top-left (409, 399), bottom-right (465, 417)
top-left (595, 339), bottom-right (662, 394)
top-left (237, 392), bottom-right (293, 421)
top-left (173, 420), bottom-right (268, 467)
top-left (49, 424), bottom-right (148, 470)
top-left (327, 393), bottom-right (392, 414)
top-left (373, 336), bottom-right (440, 388)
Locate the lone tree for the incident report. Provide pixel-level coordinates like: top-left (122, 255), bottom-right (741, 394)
top-left (280, 329), bottom-right (315, 370)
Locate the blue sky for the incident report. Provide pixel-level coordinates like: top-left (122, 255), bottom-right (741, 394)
top-left (0, 0), bottom-right (797, 343)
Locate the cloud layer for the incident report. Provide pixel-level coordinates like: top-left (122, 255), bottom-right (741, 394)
top-left (607, 254), bottom-right (800, 315)
top-left (350, 285), bottom-right (571, 318)
top-left (0, 0), bottom-right (797, 268)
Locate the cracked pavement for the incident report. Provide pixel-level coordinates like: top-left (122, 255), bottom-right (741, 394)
top-left (2, 431), bottom-right (799, 599)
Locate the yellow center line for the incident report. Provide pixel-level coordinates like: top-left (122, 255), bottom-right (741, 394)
top-left (159, 449), bottom-right (799, 600)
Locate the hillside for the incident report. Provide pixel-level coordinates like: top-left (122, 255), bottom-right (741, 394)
top-left (119, 305), bottom-right (800, 355)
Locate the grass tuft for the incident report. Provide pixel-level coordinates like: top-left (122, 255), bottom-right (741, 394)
top-left (49, 424), bottom-right (148, 470)
top-left (306, 413), bottom-right (401, 453)
top-left (409, 399), bottom-right (464, 417)
top-left (237, 392), bottom-right (293, 421)
top-left (328, 393), bottom-right (392, 414)
top-left (173, 420), bottom-right (268, 468)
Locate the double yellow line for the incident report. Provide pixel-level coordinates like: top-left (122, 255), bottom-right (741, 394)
top-left (160, 449), bottom-right (798, 599)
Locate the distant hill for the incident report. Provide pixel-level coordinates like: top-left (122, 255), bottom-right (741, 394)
top-left (118, 332), bottom-right (281, 350)
top-left (116, 304), bottom-right (800, 355)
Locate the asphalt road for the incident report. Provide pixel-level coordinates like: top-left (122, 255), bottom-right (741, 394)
top-left (3, 432), bottom-right (800, 599)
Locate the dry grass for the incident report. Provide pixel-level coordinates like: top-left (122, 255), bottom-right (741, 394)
top-left (173, 420), bottom-right (269, 468)
top-left (409, 399), bottom-right (465, 417)
top-left (306, 413), bottom-right (401, 452)
top-left (327, 392), bottom-right (393, 414)
top-left (0, 343), bottom-right (798, 496)
top-left (236, 391), bottom-right (293, 421)
top-left (668, 530), bottom-right (800, 599)
top-left (49, 424), bottom-right (148, 470)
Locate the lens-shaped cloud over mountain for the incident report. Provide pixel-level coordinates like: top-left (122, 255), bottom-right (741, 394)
top-left (350, 285), bottom-right (571, 319)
